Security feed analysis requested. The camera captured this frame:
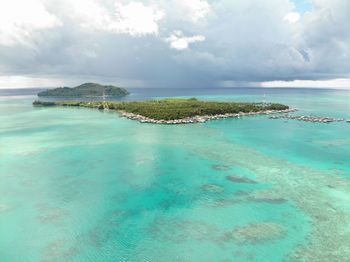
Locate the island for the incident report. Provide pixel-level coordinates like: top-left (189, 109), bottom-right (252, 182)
top-left (37, 83), bottom-right (129, 97)
top-left (33, 98), bottom-right (294, 124)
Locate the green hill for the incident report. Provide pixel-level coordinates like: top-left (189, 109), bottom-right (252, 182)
top-left (37, 83), bottom-right (129, 97)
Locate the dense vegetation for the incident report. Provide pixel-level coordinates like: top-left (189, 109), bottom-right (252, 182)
top-left (37, 83), bottom-right (129, 97)
top-left (33, 98), bottom-right (289, 120)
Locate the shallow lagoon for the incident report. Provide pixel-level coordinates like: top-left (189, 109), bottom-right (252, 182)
top-left (0, 88), bottom-right (349, 261)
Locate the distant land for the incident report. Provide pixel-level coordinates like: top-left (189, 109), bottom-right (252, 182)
top-left (33, 98), bottom-right (292, 124)
top-left (37, 83), bottom-right (129, 97)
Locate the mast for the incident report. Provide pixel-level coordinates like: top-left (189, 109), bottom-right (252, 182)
top-left (102, 89), bottom-right (108, 110)
top-left (263, 93), bottom-right (267, 106)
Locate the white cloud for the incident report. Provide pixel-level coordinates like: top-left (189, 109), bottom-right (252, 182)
top-left (172, 0), bottom-right (210, 22)
top-left (0, 74), bottom-right (145, 88)
top-left (0, 75), bottom-right (65, 88)
top-left (112, 2), bottom-right (164, 36)
top-left (69, 1), bottom-right (164, 36)
top-left (260, 78), bottom-right (350, 89)
top-left (66, 0), bottom-right (110, 30)
top-left (0, 0), bottom-right (61, 46)
top-left (166, 30), bottom-right (205, 50)
top-left (284, 12), bottom-right (301, 23)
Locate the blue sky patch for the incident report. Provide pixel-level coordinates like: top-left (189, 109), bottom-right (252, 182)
top-left (292, 0), bottom-right (313, 13)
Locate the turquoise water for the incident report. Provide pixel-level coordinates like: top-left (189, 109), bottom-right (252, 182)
top-left (0, 88), bottom-right (350, 261)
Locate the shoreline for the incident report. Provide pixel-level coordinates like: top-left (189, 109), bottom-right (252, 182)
top-left (119, 108), bottom-right (297, 124)
top-left (32, 99), bottom-right (292, 125)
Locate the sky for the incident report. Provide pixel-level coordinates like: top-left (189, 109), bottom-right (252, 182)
top-left (0, 0), bottom-right (349, 89)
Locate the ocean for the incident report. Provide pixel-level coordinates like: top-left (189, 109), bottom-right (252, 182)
top-left (0, 88), bottom-right (349, 261)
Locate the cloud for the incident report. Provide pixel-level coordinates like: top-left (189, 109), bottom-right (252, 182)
top-left (64, 0), bottom-right (164, 36)
top-left (166, 31), bottom-right (205, 50)
top-left (113, 2), bottom-right (164, 36)
top-left (0, 0), bottom-right (349, 88)
top-left (284, 12), bottom-right (301, 23)
top-left (260, 78), bottom-right (350, 89)
top-left (171, 0), bottom-right (211, 22)
top-left (295, 0), bottom-right (350, 80)
top-left (0, 0), bottom-right (61, 46)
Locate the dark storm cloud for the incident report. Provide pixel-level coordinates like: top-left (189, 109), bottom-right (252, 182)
top-left (0, 0), bottom-right (349, 87)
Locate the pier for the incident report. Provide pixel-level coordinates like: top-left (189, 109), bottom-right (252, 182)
top-left (269, 115), bottom-right (350, 124)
